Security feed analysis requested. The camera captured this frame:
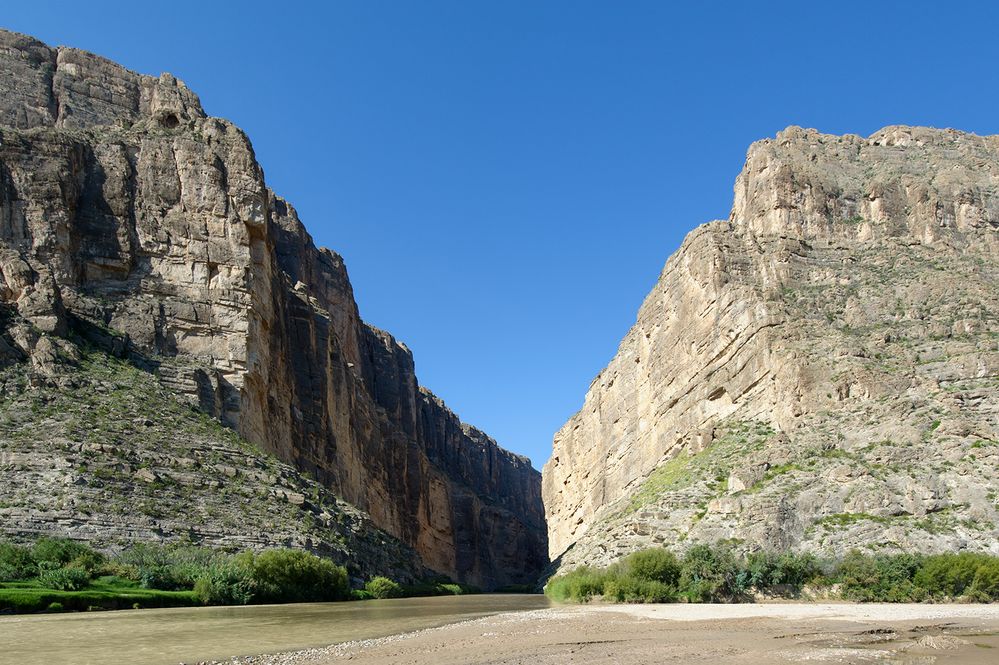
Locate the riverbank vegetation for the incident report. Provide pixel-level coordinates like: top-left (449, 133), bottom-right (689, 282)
top-left (545, 545), bottom-right (999, 604)
top-left (0, 538), bottom-right (475, 613)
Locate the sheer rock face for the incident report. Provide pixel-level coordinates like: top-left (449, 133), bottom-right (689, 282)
top-left (543, 126), bottom-right (999, 568)
top-left (0, 29), bottom-right (546, 589)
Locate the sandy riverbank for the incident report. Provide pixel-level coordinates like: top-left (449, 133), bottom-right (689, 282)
top-left (205, 603), bottom-right (999, 665)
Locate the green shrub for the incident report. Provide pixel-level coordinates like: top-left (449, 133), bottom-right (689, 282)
top-left (0, 542), bottom-right (36, 581)
top-left (545, 545), bottom-right (999, 606)
top-left (365, 576), bottom-right (404, 599)
top-left (96, 560), bottom-right (141, 582)
top-left (548, 545), bottom-right (735, 604)
top-left (68, 550), bottom-right (106, 574)
top-left (94, 574), bottom-right (136, 588)
top-left (249, 549), bottom-right (348, 603)
top-left (915, 553), bottom-right (990, 598)
top-left (624, 548), bottom-right (680, 586)
top-left (0, 537), bottom-right (366, 612)
top-left (740, 551), bottom-right (773, 590)
top-left (193, 559), bottom-right (256, 605)
top-left (837, 551), bottom-right (924, 602)
top-left (545, 562), bottom-right (678, 604)
top-left (31, 538), bottom-right (96, 566)
top-left (36, 562), bottom-right (92, 591)
top-left (46, 601), bottom-right (65, 612)
top-left (0, 585), bottom-right (198, 613)
top-left (114, 543), bottom-right (179, 588)
top-left (603, 576), bottom-right (676, 603)
top-left (740, 550), bottom-right (820, 592)
top-left (679, 544), bottom-right (742, 601)
top-left (544, 566), bottom-right (607, 603)
top-left (773, 551), bottom-right (821, 587)
top-left (969, 559), bottom-right (999, 601)
top-left (115, 543), bottom-right (217, 590)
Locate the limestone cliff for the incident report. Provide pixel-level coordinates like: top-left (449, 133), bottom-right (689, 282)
top-left (0, 348), bottom-right (428, 585)
top-left (544, 125), bottom-right (999, 571)
top-left (0, 29), bottom-right (546, 589)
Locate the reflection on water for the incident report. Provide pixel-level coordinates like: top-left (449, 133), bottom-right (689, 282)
top-left (0, 594), bottom-right (550, 665)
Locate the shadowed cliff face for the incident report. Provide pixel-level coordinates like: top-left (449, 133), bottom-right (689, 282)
top-left (544, 125), bottom-right (999, 570)
top-left (0, 29), bottom-right (547, 589)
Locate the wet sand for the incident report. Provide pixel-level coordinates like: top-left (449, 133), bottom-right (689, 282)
top-left (211, 603), bottom-right (999, 665)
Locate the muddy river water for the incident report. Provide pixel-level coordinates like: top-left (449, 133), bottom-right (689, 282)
top-left (0, 594), bottom-right (551, 665)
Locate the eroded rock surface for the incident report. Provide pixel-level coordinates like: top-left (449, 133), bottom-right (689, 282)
top-left (544, 126), bottom-right (999, 571)
top-left (0, 29), bottom-right (546, 589)
top-left (0, 349), bottom-right (426, 585)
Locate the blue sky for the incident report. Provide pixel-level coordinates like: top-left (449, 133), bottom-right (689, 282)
top-left (6, 1), bottom-right (999, 469)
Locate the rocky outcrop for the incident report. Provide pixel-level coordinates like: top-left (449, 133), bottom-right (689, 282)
top-left (544, 126), bottom-right (999, 570)
top-left (0, 349), bottom-right (426, 585)
top-left (0, 29), bottom-right (546, 589)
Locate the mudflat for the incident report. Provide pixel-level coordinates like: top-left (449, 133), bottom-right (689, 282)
top-left (218, 603), bottom-right (999, 665)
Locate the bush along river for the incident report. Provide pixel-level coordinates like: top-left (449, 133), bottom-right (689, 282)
top-left (0, 538), bottom-right (548, 664)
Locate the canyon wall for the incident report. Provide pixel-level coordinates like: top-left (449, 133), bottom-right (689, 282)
top-left (544, 126), bottom-right (999, 569)
top-left (0, 29), bottom-right (546, 589)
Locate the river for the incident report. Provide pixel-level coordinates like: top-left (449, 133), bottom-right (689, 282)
top-left (0, 594), bottom-right (550, 665)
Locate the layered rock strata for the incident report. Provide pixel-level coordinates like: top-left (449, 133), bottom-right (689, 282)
top-left (0, 349), bottom-right (426, 584)
top-left (544, 125), bottom-right (999, 570)
top-left (0, 29), bottom-right (546, 589)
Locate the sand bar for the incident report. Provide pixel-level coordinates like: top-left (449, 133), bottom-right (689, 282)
top-left (207, 603), bottom-right (999, 665)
